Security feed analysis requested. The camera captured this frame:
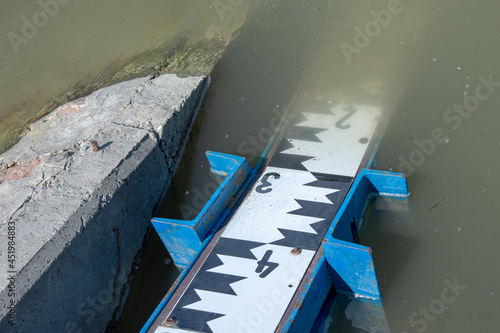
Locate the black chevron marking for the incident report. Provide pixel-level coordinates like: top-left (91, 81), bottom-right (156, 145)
top-left (214, 237), bottom-right (264, 260)
top-left (190, 269), bottom-right (246, 295)
top-left (270, 214), bottom-right (338, 251)
top-left (168, 238), bottom-right (265, 332)
top-left (268, 138), bottom-right (314, 171)
top-left (287, 125), bottom-right (326, 143)
top-left (269, 109), bottom-right (337, 171)
top-left (290, 111), bottom-right (308, 125)
top-left (271, 225), bottom-right (326, 251)
top-left (306, 178), bottom-right (351, 206)
top-left (292, 109), bottom-right (334, 125)
top-left (288, 199), bottom-right (339, 219)
top-left (268, 152), bottom-right (314, 172)
top-left (308, 172), bottom-right (354, 185)
top-left (273, 137), bottom-right (294, 154)
top-left (271, 200), bottom-right (340, 250)
top-left (269, 154), bottom-right (314, 171)
top-left (185, 237), bottom-right (264, 296)
top-left (325, 190), bottom-right (346, 207)
top-left (271, 181), bottom-right (351, 250)
top-left (271, 203), bottom-right (334, 250)
top-left (169, 291), bottom-right (224, 333)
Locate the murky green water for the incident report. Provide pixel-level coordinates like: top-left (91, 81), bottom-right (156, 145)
top-left (149, 1), bottom-right (500, 333)
top-left (0, 0), bottom-right (252, 154)
top-left (3, 0), bottom-right (500, 332)
top-left (362, 1), bottom-right (500, 332)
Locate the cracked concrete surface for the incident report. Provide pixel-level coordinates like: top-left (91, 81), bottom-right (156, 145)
top-left (0, 74), bottom-right (209, 332)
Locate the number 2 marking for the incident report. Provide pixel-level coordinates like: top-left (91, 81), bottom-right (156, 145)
top-left (255, 250), bottom-right (279, 278)
top-left (255, 172), bottom-right (280, 194)
top-left (335, 107), bottom-right (357, 129)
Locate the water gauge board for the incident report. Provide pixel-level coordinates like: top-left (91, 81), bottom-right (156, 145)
top-left (149, 104), bottom-right (382, 333)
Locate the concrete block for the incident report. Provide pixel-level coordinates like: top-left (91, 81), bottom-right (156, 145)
top-left (0, 74), bottom-right (209, 332)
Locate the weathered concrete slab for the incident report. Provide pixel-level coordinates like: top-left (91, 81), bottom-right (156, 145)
top-left (0, 74), bottom-right (209, 332)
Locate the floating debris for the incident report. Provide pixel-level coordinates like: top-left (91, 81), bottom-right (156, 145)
top-left (429, 197), bottom-right (447, 211)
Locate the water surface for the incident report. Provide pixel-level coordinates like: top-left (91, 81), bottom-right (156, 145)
top-left (3, 0), bottom-right (500, 332)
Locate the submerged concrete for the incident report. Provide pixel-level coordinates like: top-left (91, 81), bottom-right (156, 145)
top-left (0, 74), bottom-right (209, 332)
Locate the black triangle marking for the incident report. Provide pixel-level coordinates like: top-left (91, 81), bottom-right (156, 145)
top-left (268, 152), bottom-right (314, 172)
top-left (169, 290), bottom-right (224, 333)
top-left (308, 172), bottom-right (354, 185)
top-left (305, 179), bottom-right (349, 191)
top-left (271, 225), bottom-right (326, 251)
top-left (191, 257), bottom-right (246, 295)
top-left (168, 238), bottom-right (265, 331)
top-left (271, 178), bottom-right (351, 250)
top-left (287, 126), bottom-right (326, 143)
top-left (182, 237), bottom-right (264, 296)
top-left (271, 202), bottom-right (343, 251)
top-left (268, 138), bottom-right (314, 171)
top-left (290, 112), bottom-right (308, 125)
top-left (270, 197), bottom-right (346, 250)
top-left (292, 109), bottom-right (334, 125)
top-left (288, 199), bottom-right (338, 219)
top-left (273, 137), bottom-right (294, 154)
top-left (213, 237), bottom-right (264, 260)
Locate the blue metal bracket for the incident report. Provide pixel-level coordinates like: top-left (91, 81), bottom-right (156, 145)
top-left (152, 151), bottom-right (251, 270)
top-left (282, 256), bottom-right (333, 333)
top-left (324, 168), bottom-right (409, 299)
top-left (327, 168), bottom-right (409, 244)
top-left (323, 240), bottom-right (380, 299)
top-left (280, 169), bottom-right (408, 332)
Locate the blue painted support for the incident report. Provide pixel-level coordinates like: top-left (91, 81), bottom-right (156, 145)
top-left (140, 224), bottom-right (220, 333)
top-left (327, 168), bottom-right (409, 244)
top-left (280, 169), bottom-right (407, 332)
top-left (152, 151), bottom-right (251, 270)
top-left (323, 168), bottom-right (409, 299)
top-left (142, 154), bottom-right (259, 333)
top-left (323, 240), bottom-right (380, 299)
top-left (281, 256), bottom-right (333, 333)
top-left (142, 112), bottom-right (288, 333)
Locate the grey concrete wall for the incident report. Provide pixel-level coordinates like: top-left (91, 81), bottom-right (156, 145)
top-left (0, 74), bottom-right (209, 332)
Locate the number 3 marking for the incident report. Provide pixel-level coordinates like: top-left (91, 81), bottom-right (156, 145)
top-left (256, 172), bottom-right (280, 194)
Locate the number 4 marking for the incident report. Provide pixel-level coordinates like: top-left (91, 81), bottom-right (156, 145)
top-left (255, 250), bottom-right (279, 278)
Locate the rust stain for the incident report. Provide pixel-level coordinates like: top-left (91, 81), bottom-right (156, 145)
top-left (165, 317), bottom-right (176, 325)
top-left (52, 99), bottom-right (87, 118)
top-left (0, 159), bottom-right (41, 185)
top-left (26, 99), bottom-right (87, 132)
top-left (294, 300), bottom-right (303, 310)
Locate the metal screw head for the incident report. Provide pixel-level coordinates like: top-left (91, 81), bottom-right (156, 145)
top-left (166, 317), bottom-right (176, 326)
top-left (291, 247), bottom-right (302, 255)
